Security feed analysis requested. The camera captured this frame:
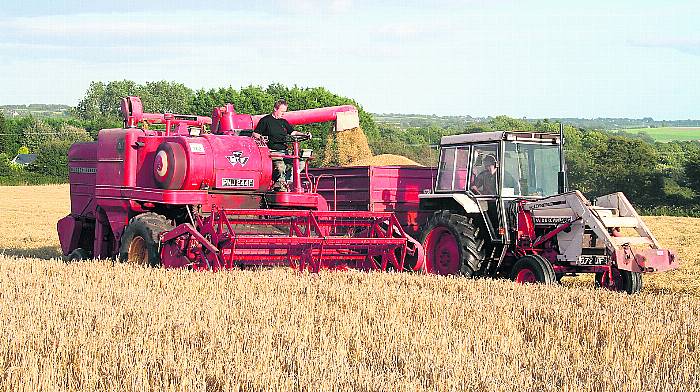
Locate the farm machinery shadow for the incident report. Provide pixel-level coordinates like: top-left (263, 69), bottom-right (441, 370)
top-left (2, 245), bottom-right (62, 260)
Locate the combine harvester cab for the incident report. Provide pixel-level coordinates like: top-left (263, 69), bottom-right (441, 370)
top-left (57, 96), bottom-right (423, 272)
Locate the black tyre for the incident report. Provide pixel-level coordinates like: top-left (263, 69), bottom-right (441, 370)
top-left (119, 213), bottom-right (173, 267)
top-left (510, 254), bottom-right (557, 284)
top-left (65, 247), bottom-right (90, 262)
top-left (595, 269), bottom-right (642, 294)
top-left (420, 210), bottom-right (486, 276)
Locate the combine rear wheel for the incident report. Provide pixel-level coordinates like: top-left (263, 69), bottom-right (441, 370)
top-left (119, 213), bottom-right (173, 267)
top-left (420, 211), bottom-right (485, 276)
top-left (510, 255), bottom-right (557, 285)
top-left (595, 268), bottom-right (642, 294)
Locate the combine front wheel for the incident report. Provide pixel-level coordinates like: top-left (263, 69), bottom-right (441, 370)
top-left (595, 268), bottom-right (642, 294)
top-left (510, 255), bottom-right (557, 285)
top-left (65, 248), bottom-right (90, 262)
top-left (421, 211), bottom-right (485, 276)
top-left (119, 213), bottom-right (173, 267)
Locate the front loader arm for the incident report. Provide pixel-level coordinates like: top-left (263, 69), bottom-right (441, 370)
top-left (523, 191), bottom-right (678, 273)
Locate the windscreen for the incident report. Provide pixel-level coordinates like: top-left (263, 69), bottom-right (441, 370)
top-left (503, 142), bottom-right (560, 197)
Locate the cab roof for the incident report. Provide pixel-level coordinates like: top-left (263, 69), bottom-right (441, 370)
top-left (440, 131), bottom-right (561, 147)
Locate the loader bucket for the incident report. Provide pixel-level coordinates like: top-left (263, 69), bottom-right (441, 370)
top-left (160, 207), bottom-right (424, 272)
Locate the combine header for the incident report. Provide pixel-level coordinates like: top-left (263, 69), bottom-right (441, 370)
top-left (57, 97), bottom-right (422, 272)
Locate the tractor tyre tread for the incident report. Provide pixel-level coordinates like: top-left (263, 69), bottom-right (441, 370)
top-left (595, 270), bottom-right (643, 294)
top-left (511, 254), bottom-right (558, 284)
top-left (421, 210), bottom-right (487, 277)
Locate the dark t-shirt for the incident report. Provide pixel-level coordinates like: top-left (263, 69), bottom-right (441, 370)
top-left (473, 170), bottom-right (497, 195)
top-left (255, 114), bottom-right (294, 151)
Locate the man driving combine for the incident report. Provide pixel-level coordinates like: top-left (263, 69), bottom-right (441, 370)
top-left (253, 99), bottom-right (310, 191)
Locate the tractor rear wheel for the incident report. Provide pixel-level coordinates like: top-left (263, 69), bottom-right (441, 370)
top-left (119, 213), bottom-right (173, 267)
top-left (510, 255), bottom-right (557, 285)
top-left (595, 268), bottom-right (642, 294)
top-left (420, 210), bottom-right (486, 277)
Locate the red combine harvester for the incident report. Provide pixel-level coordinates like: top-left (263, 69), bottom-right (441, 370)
top-left (57, 97), bottom-right (423, 272)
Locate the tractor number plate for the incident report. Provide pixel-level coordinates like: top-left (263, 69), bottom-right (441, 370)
top-left (221, 178), bottom-right (254, 188)
top-left (576, 255), bottom-right (609, 265)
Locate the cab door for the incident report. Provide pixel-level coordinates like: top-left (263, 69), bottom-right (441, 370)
top-left (468, 143), bottom-right (502, 240)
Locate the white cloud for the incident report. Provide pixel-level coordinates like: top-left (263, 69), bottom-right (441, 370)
top-left (0, 11), bottom-right (288, 38)
top-left (273, 0), bottom-right (354, 14)
top-left (628, 36), bottom-right (700, 56)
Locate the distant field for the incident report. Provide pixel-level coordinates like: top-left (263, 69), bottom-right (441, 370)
top-left (614, 127), bottom-right (700, 142)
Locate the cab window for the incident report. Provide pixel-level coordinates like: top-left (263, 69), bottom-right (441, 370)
top-left (437, 147), bottom-right (470, 191)
top-left (468, 144), bottom-right (498, 196)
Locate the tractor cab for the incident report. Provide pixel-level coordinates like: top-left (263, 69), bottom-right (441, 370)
top-left (423, 131), bottom-right (564, 244)
top-left (434, 131), bottom-right (562, 198)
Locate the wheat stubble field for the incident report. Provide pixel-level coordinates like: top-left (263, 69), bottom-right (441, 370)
top-left (0, 185), bottom-right (698, 391)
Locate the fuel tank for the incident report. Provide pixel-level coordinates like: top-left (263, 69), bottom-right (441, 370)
top-left (142, 133), bottom-right (273, 192)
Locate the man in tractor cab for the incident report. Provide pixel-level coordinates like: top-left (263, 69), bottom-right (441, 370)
top-left (253, 99), bottom-right (311, 191)
top-left (471, 154), bottom-right (498, 195)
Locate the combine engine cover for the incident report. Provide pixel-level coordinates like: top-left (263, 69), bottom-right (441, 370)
top-left (149, 135), bottom-right (272, 192)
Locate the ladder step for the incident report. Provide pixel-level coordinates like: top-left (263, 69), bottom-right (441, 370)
top-left (600, 216), bottom-right (639, 228)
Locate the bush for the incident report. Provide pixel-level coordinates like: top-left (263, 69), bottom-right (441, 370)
top-left (28, 139), bottom-right (73, 179)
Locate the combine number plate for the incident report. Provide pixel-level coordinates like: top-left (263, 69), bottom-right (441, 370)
top-left (576, 255), bottom-right (609, 265)
top-left (222, 178), bottom-right (254, 188)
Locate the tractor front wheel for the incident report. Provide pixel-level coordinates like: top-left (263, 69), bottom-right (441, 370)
top-left (421, 211), bottom-right (485, 277)
top-left (119, 213), bottom-right (173, 267)
top-left (510, 255), bottom-right (557, 285)
top-left (595, 268), bottom-right (642, 294)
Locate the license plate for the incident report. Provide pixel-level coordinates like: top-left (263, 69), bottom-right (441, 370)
top-left (576, 255), bottom-right (609, 265)
top-left (221, 178), bottom-right (254, 188)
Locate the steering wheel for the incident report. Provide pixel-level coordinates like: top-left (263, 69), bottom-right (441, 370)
top-left (286, 133), bottom-right (311, 142)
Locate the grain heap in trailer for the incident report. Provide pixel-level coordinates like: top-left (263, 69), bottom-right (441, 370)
top-left (58, 97), bottom-right (678, 293)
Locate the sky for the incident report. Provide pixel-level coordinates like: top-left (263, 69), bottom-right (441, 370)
top-left (0, 0), bottom-right (698, 119)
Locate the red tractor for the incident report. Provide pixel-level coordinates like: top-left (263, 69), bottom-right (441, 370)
top-left (57, 97), bottom-right (423, 272)
top-left (311, 130), bottom-right (679, 293)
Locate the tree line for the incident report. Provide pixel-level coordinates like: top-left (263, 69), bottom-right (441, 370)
top-left (372, 116), bottom-right (700, 215)
top-left (2, 80), bottom-right (700, 216)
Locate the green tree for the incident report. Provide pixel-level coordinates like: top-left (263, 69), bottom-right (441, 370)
top-left (137, 81), bottom-right (194, 114)
top-left (682, 153), bottom-right (700, 198)
top-left (28, 139), bottom-right (73, 179)
top-left (489, 115), bottom-right (534, 132)
top-left (56, 124), bottom-right (93, 144)
top-left (23, 117), bottom-right (54, 151)
top-left (75, 80), bottom-right (194, 120)
top-left (73, 81), bottom-right (106, 119)
top-left (0, 116), bottom-right (28, 155)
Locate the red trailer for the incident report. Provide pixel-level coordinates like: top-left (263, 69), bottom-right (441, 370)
top-left (309, 166), bottom-right (435, 236)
